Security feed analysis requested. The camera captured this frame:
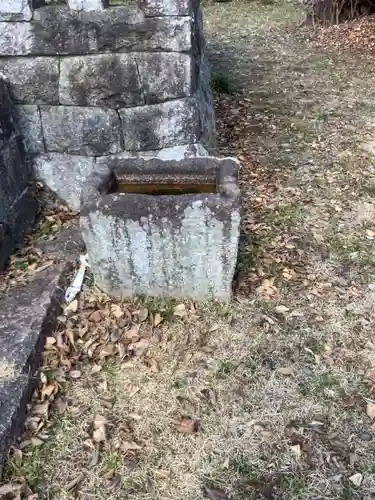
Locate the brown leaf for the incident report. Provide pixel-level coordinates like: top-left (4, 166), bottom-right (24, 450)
top-left (64, 299), bottom-right (78, 314)
top-left (128, 338), bottom-right (150, 357)
top-left (153, 313), bottom-right (163, 327)
top-left (32, 402), bottom-right (49, 417)
top-left (123, 324), bottom-right (140, 342)
top-left (44, 337), bottom-right (56, 349)
top-left (0, 483), bottom-right (22, 496)
top-left (89, 310), bottom-right (103, 323)
top-left (173, 303), bottom-right (187, 318)
top-left (93, 415), bottom-right (108, 428)
top-left (54, 398), bottom-right (67, 414)
top-left (175, 418), bottom-right (199, 434)
top-left (66, 474), bottom-right (84, 492)
top-left (275, 305), bottom-right (289, 314)
top-left (121, 441), bottom-right (142, 453)
top-left (110, 304), bottom-right (124, 318)
top-left (137, 308), bottom-right (149, 323)
top-left (93, 426), bottom-right (106, 443)
top-left (148, 359), bottom-right (159, 373)
top-left (66, 329), bottom-right (75, 348)
top-left (277, 366), bottom-right (294, 376)
top-left (366, 402), bottom-right (375, 420)
top-left (204, 487), bottom-right (229, 500)
top-left (40, 382), bottom-right (57, 400)
top-left (69, 370), bottom-right (82, 380)
top-left (30, 437), bottom-right (44, 447)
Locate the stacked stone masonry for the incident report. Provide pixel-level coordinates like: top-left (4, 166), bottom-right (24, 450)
top-left (0, 78), bottom-right (37, 269)
top-left (0, 0), bottom-right (215, 210)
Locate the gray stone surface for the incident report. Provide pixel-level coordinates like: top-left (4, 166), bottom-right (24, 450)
top-left (0, 263), bottom-right (68, 470)
top-left (40, 106), bottom-right (122, 156)
top-left (80, 157), bottom-right (240, 300)
top-left (0, 8), bottom-right (191, 57)
top-left (0, 0), bottom-right (31, 21)
top-left (139, 0), bottom-right (191, 16)
top-left (0, 22), bottom-right (35, 56)
top-left (59, 52), bottom-right (192, 107)
top-left (33, 153), bottom-right (97, 211)
top-left (14, 105), bottom-right (44, 154)
top-left (59, 54), bottom-right (143, 108)
top-left (37, 226), bottom-right (85, 262)
top-left (119, 98), bottom-right (199, 151)
top-left (97, 143), bottom-right (209, 164)
top-left (0, 57), bottom-right (59, 104)
top-left (68, 0), bottom-right (104, 10)
top-left (0, 78), bottom-right (37, 269)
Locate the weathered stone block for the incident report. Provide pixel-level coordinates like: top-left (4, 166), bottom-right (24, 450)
top-left (59, 54), bottom-right (143, 108)
top-left (97, 143), bottom-right (209, 164)
top-left (0, 80), bottom-right (17, 149)
top-left (0, 8), bottom-right (190, 57)
top-left (0, 137), bottom-right (30, 212)
top-left (139, 0), bottom-right (191, 16)
top-left (0, 0), bottom-right (31, 21)
top-left (80, 157), bottom-right (241, 300)
top-left (119, 98), bottom-right (199, 151)
top-left (0, 79), bottom-right (37, 270)
top-left (40, 106), bottom-right (122, 156)
top-left (68, 0), bottom-right (104, 10)
top-left (0, 23), bottom-right (34, 56)
top-left (0, 58), bottom-right (59, 104)
top-left (14, 106), bottom-right (44, 154)
top-left (59, 52), bottom-right (192, 107)
top-left (33, 153), bottom-right (97, 211)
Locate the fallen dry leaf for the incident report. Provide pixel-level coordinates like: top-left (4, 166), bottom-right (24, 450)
top-left (277, 366), bottom-right (294, 376)
top-left (123, 324), bottom-right (140, 342)
top-left (175, 418), bottom-right (199, 434)
top-left (366, 402), bottom-right (375, 420)
top-left (0, 483), bottom-right (23, 496)
top-left (128, 338), bottom-right (150, 357)
top-left (275, 305), bottom-right (289, 314)
top-left (66, 474), bottom-right (84, 492)
top-left (137, 308), bottom-right (149, 322)
top-left (32, 402), bottom-right (49, 417)
top-left (64, 299), bottom-right (78, 314)
top-left (69, 370), bottom-right (82, 380)
top-left (89, 310), bottom-right (102, 323)
top-left (110, 304), bottom-right (123, 318)
top-left (153, 312), bottom-right (163, 327)
top-left (121, 441), bottom-right (142, 453)
top-left (174, 303), bottom-right (187, 318)
top-left (93, 415), bottom-right (108, 428)
top-left (44, 337), bottom-right (56, 349)
top-left (93, 426), bottom-right (106, 443)
top-left (290, 444), bottom-right (301, 459)
top-left (30, 437), bottom-right (44, 447)
top-left (204, 487), bottom-right (229, 500)
top-left (54, 398), bottom-right (67, 414)
top-left (349, 472), bottom-right (363, 487)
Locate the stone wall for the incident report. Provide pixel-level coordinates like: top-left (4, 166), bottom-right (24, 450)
top-left (0, 0), bottom-right (215, 210)
top-left (0, 78), bottom-right (37, 269)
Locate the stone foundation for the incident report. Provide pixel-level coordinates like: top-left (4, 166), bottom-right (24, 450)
top-left (0, 78), bottom-right (37, 270)
top-left (80, 157), bottom-right (240, 300)
top-left (0, 0), bottom-right (215, 210)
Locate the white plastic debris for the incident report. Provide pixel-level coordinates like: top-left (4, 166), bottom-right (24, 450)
top-left (65, 254), bottom-right (89, 303)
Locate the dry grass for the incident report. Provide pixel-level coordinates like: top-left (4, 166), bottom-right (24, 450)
top-left (6, 0), bottom-right (375, 498)
top-left (0, 362), bottom-right (15, 380)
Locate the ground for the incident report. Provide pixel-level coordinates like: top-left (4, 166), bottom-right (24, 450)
top-left (4, 0), bottom-right (375, 498)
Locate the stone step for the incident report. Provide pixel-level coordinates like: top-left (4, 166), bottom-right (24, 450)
top-left (0, 228), bottom-right (82, 471)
